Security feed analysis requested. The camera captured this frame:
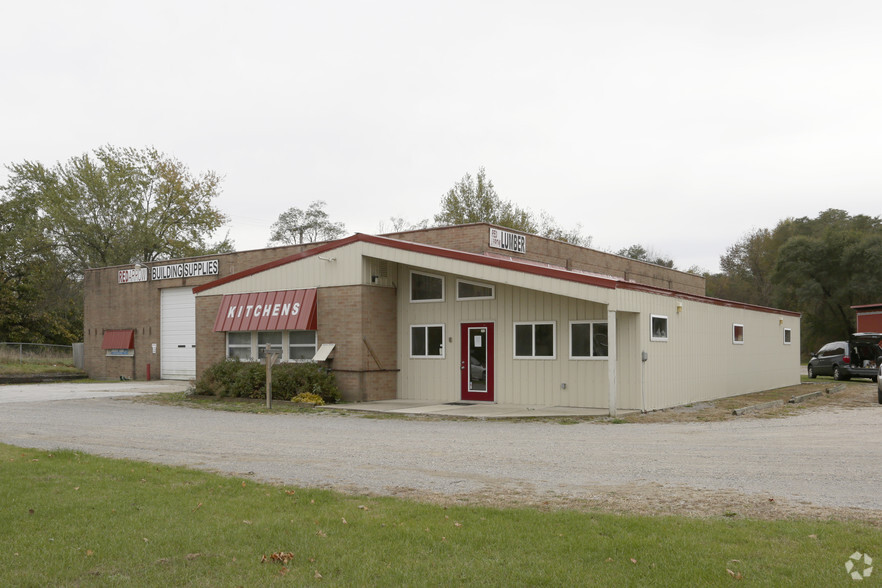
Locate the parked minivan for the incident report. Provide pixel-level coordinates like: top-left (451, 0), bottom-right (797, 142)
top-left (807, 333), bottom-right (882, 382)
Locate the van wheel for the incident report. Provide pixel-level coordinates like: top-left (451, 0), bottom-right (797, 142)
top-left (807, 365), bottom-right (816, 378)
top-left (833, 366), bottom-right (842, 381)
top-left (878, 387), bottom-right (882, 404)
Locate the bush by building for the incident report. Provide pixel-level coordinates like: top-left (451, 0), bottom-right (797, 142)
top-left (193, 359), bottom-right (340, 404)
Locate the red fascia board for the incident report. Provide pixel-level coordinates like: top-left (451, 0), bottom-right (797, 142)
top-left (192, 233), bottom-right (800, 317)
top-left (852, 303), bottom-right (882, 311)
top-left (193, 233), bottom-right (620, 294)
top-left (101, 329), bottom-right (134, 349)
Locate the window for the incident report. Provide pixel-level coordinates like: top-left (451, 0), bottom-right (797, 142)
top-left (411, 325), bottom-right (445, 358)
top-left (456, 279), bottom-right (495, 300)
top-left (650, 315), bottom-right (668, 342)
top-left (514, 322), bottom-right (556, 358)
top-left (289, 330), bottom-right (317, 360)
top-left (783, 328), bottom-right (792, 345)
top-left (570, 321), bottom-right (609, 358)
top-left (410, 271), bottom-right (444, 302)
top-left (226, 331), bottom-right (317, 361)
top-left (258, 331), bottom-right (283, 359)
top-left (733, 324), bottom-right (744, 344)
top-left (227, 332), bottom-right (252, 360)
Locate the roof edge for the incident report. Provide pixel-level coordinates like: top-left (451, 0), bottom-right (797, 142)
top-left (192, 233), bottom-right (800, 317)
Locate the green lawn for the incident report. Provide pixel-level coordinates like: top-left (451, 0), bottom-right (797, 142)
top-left (1, 444), bottom-right (879, 586)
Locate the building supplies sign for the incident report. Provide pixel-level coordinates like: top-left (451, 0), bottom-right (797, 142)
top-left (151, 260), bottom-right (219, 281)
top-left (489, 228), bottom-right (526, 254)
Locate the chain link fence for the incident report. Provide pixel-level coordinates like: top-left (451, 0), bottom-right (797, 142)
top-left (0, 342), bottom-right (77, 367)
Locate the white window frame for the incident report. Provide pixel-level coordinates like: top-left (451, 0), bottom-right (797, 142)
top-left (650, 314), bottom-right (669, 342)
top-left (733, 323), bottom-right (745, 345)
top-left (569, 320), bottom-right (609, 359)
top-left (456, 279), bottom-right (495, 301)
top-left (288, 330), bottom-right (318, 361)
top-left (257, 331), bottom-right (284, 360)
top-left (783, 328), bottom-right (792, 345)
top-left (225, 330), bottom-right (319, 362)
top-left (513, 321), bottom-right (557, 359)
top-left (410, 270), bottom-right (445, 303)
top-left (410, 324), bottom-right (446, 358)
top-left (227, 331), bottom-right (253, 360)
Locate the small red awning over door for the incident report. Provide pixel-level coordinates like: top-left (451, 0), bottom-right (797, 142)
top-left (101, 329), bottom-right (134, 349)
top-left (213, 289), bottom-right (318, 332)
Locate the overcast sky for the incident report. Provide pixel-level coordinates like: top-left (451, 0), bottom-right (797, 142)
top-left (2, 1), bottom-right (880, 272)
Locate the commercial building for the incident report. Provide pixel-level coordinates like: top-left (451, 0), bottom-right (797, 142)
top-left (84, 223), bottom-right (800, 413)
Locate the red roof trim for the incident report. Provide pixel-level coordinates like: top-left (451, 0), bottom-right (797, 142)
top-left (193, 235), bottom-right (363, 294)
top-left (193, 233), bottom-right (800, 317)
top-left (852, 303), bottom-right (882, 311)
top-left (101, 329), bottom-right (134, 349)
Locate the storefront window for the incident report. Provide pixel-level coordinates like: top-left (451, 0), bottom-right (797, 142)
top-left (570, 321), bottom-right (608, 358)
top-left (289, 330), bottom-right (317, 360)
top-left (514, 322), bottom-right (556, 358)
top-left (257, 331), bottom-right (283, 360)
top-left (227, 332), bottom-right (252, 360)
top-left (411, 325), bottom-right (445, 358)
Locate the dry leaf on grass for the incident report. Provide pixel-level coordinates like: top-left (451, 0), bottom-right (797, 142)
top-left (261, 552), bottom-right (295, 565)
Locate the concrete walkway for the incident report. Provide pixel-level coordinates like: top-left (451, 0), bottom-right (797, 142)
top-left (323, 399), bottom-right (634, 418)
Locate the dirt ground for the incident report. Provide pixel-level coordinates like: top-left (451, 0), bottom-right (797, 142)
top-left (617, 378), bottom-right (878, 424)
top-left (379, 379), bottom-right (882, 523)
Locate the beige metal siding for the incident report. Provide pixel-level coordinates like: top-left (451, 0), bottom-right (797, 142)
top-left (397, 264), bottom-right (611, 407)
top-left (194, 246), bottom-right (366, 296)
top-left (615, 312), bottom-right (642, 409)
top-left (615, 290), bottom-right (801, 410)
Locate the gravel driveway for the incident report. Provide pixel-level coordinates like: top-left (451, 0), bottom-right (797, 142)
top-left (2, 390), bottom-right (881, 520)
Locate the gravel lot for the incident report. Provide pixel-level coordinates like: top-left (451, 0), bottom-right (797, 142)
top-left (2, 386), bottom-right (881, 521)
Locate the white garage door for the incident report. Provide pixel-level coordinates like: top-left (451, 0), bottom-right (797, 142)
top-left (161, 287), bottom-right (196, 380)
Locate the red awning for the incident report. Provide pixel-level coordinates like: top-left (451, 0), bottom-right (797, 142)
top-left (213, 289), bottom-right (317, 332)
top-left (101, 329), bottom-right (134, 349)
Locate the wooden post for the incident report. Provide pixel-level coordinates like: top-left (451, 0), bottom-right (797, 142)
top-left (265, 344), bottom-right (278, 409)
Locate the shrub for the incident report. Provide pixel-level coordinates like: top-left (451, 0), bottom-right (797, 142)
top-left (193, 359), bottom-right (340, 403)
top-left (229, 362), bottom-right (266, 399)
top-left (193, 358), bottom-right (245, 397)
top-left (272, 362), bottom-right (340, 404)
top-left (292, 392), bottom-right (325, 405)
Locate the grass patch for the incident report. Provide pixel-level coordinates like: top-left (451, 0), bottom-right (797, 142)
top-left (0, 362), bottom-right (83, 375)
top-left (1, 444), bottom-right (880, 586)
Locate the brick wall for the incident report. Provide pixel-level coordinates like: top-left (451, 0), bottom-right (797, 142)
top-left (316, 285), bottom-right (398, 402)
top-left (84, 242), bottom-right (321, 380)
top-left (384, 223), bottom-right (706, 296)
top-left (195, 294), bottom-right (226, 376)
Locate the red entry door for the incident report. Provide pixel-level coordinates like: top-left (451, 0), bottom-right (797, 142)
top-left (461, 323), bottom-right (494, 402)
